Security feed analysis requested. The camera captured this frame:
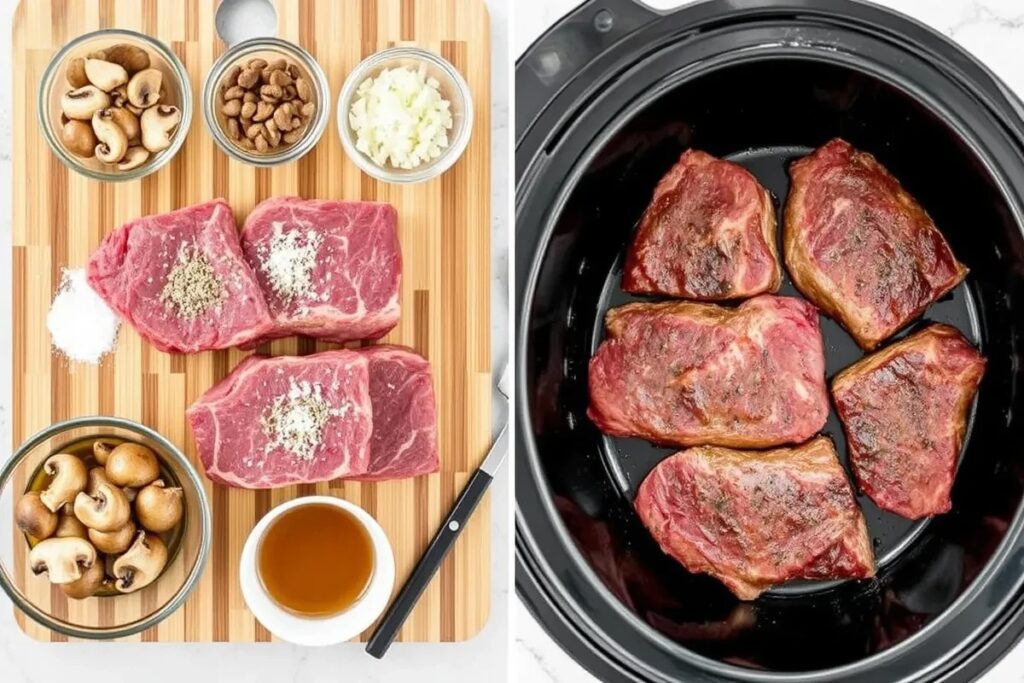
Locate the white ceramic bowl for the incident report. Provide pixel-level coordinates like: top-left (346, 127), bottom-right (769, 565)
top-left (239, 496), bottom-right (395, 646)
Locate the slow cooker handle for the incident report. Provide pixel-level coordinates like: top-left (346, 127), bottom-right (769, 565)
top-left (515, 0), bottom-right (660, 142)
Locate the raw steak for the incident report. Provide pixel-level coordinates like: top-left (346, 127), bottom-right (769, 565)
top-left (349, 345), bottom-right (439, 481)
top-left (87, 199), bottom-right (273, 353)
top-left (588, 295), bottom-right (828, 448)
top-left (186, 346), bottom-right (438, 488)
top-left (784, 138), bottom-right (967, 350)
top-left (635, 437), bottom-right (875, 600)
top-left (240, 197), bottom-right (401, 345)
top-left (624, 149), bottom-right (780, 300)
top-left (832, 324), bottom-right (985, 519)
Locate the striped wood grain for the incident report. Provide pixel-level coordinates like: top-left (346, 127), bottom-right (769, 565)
top-left (11, 0), bottom-right (491, 643)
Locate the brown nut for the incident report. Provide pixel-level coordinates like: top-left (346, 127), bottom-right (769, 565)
top-left (105, 442), bottom-right (160, 488)
top-left (88, 519), bottom-right (136, 554)
top-left (245, 122), bottom-right (266, 140)
top-left (260, 84), bottom-right (283, 102)
top-left (264, 119), bottom-right (281, 146)
top-left (104, 43), bottom-right (151, 74)
top-left (243, 91), bottom-right (257, 104)
top-left (290, 116), bottom-right (302, 131)
top-left (300, 102), bottom-right (316, 119)
top-left (269, 69), bottom-right (292, 87)
top-left (61, 120), bottom-right (98, 157)
top-left (227, 117), bottom-right (241, 140)
top-left (222, 65), bottom-right (241, 90)
top-left (283, 129), bottom-right (302, 145)
top-left (295, 77), bottom-right (312, 103)
top-left (273, 105), bottom-right (293, 131)
top-left (237, 68), bottom-right (259, 89)
top-left (16, 492), bottom-right (58, 540)
top-left (287, 63), bottom-right (301, 80)
top-left (135, 480), bottom-right (184, 532)
top-left (280, 85), bottom-right (296, 102)
top-left (240, 101), bottom-right (257, 119)
top-left (247, 57), bottom-right (268, 71)
top-left (65, 57), bottom-right (89, 88)
top-left (255, 134), bottom-right (269, 153)
top-left (223, 85), bottom-right (245, 101)
top-left (238, 136), bottom-right (256, 150)
top-left (221, 99), bottom-right (242, 117)
top-left (252, 101), bottom-right (274, 122)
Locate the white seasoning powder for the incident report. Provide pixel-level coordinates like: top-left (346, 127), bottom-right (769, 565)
top-left (261, 378), bottom-right (347, 461)
top-left (47, 269), bottom-right (121, 364)
top-left (263, 225), bottom-right (322, 301)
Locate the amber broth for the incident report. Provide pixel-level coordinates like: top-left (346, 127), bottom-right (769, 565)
top-left (257, 503), bottom-right (374, 617)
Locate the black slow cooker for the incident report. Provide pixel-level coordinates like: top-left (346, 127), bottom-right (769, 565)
top-left (515, 1), bottom-right (1024, 681)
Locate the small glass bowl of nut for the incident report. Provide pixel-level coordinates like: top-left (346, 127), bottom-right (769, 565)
top-left (0, 416), bottom-right (211, 639)
top-left (38, 29), bottom-right (192, 182)
top-left (203, 37), bottom-right (329, 167)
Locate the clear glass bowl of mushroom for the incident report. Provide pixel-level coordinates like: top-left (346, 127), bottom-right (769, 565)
top-left (38, 29), bottom-right (192, 181)
top-left (0, 417), bottom-right (211, 640)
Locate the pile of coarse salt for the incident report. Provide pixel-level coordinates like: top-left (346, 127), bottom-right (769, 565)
top-left (47, 268), bottom-right (121, 364)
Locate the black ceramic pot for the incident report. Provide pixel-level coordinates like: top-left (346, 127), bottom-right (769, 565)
top-left (515, 1), bottom-right (1024, 681)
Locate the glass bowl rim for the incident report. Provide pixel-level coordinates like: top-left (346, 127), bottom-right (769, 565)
top-left (0, 415), bottom-right (213, 640)
top-left (202, 36), bottom-right (331, 168)
top-left (336, 45), bottom-right (475, 185)
top-left (37, 28), bottom-right (194, 183)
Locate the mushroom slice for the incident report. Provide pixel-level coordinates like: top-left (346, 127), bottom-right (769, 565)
top-left (140, 105), bottom-right (181, 154)
top-left (73, 482), bottom-right (131, 532)
top-left (126, 68), bottom-right (163, 109)
top-left (135, 479), bottom-right (184, 532)
top-left (117, 146), bottom-right (150, 171)
top-left (107, 107), bottom-right (140, 143)
top-left (61, 559), bottom-right (107, 599)
top-left (88, 519), bottom-right (136, 554)
top-left (113, 532), bottom-right (168, 593)
top-left (28, 537), bottom-right (96, 585)
top-left (93, 109), bottom-right (129, 164)
top-left (16, 492), bottom-right (58, 540)
top-left (84, 58), bottom-right (129, 91)
top-left (39, 453), bottom-right (88, 512)
top-left (61, 85), bottom-right (110, 121)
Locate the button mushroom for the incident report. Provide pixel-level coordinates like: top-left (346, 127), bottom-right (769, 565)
top-left (117, 146), bottom-right (150, 171)
top-left (84, 58), bottom-right (129, 91)
top-left (39, 453), bottom-right (88, 512)
top-left (61, 119), bottom-right (97, 157)
top-left (140, 105), bottom-right (181, 154)
top-left (61, 559), bottom-right (107, 599)
top-left (105, 442), bottom-right (160, 487)
top-left (135, 480), bottom-right (184, 532)
top-left (61, 85), bottom-right (110, 121)
top-left (113, 531), bottom-right (167, 593)
top-left (73, 482), bottom-right (131, 532)
top-left (28, 537), bottom-right (97, 585)
top-left (106, 107), bottom-right (140, 143)
top-left (54, 507), bottom-right (89, 540)
top-left (88, 518), bottom-right (136, 554)
top-left (86, 466), bottom-right (111, 495)
top-left (16, 491), bottom-right (58, 540)
top-left (126, 68), bottom-right (163, 109)
top-left (103, 43), bottom-right (151, 74)
top-left (65, 57), bottom-right (89, 88)
top-left (93, 439), bottom-right (117, 466)
top-left (93, 109), bottom-right (129, 164)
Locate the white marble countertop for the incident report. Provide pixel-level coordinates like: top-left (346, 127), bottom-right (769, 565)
top-left (514, 1), bottom-right (1024, 681)
top-left (0, 0), bottom-right (509, 680)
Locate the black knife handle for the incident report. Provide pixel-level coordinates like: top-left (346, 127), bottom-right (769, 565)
top-left (365, 468), bottom-right (493, 658)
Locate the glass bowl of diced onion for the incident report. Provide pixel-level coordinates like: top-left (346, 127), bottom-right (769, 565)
top-left (337, 46), bottom-right (474, 184)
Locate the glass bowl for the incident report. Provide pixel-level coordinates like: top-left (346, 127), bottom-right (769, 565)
top-left (337, 46), bottom-right (474, 184)
top-left (0, 417), bottom-right (211, 639)
top-left (203, 37), bottom-right (330, 167)
top-left (38, 29), bottom-right (192, 182)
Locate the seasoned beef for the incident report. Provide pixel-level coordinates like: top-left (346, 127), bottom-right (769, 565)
top-left (832, 324), bottom-right (985, 519)
top-left (635, 436), bottom-right (875, 600)
top-left (87, 199), bottom-right (273, 353)
top-left (623, 150), bottom-right (781, 300)
top-left (588, 295), bottom-right (828, 448)
top-left (240, 197), bottom-right (401, 345)
top-left (784, 139), bottom-right (967, 350)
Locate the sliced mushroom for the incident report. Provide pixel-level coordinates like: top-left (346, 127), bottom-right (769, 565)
top-left (140, 105), bottom-right (181, 154)
top-left (117, 146), bottom-right (150, 171)
top-left (113, 532), bottom-right (167, 593)
top-left (73, 482), bottom-right (131, 532)
top-left (93, 439), bottom-right (117, 465)
top-left (16, 492), bottom-right (58, 540)
top-left (135, 480), bottom-right (184, 532)
top-left (103, 43), bottom-right (150, 74)
top-left (53, 507), bottom-right (89, 540)
top-left (126, 68), bottom-right (163, 109)
top-left (92, 109), bottom-right (129, 164)
top-left (65, 57), bottom-right (89, 88)
top-left (61, 85), bottom-right (110, 120)
top-left (61, 559), bottom-right (107, 599)
top-left (84, 58), bottom-right (129, 91)
top-left (39, 453), bottom-right (88, 512)
top-left (105, 442), bottom-right (160, 487)
top-left (88, 519), bottom-right (136, 554)
top-left (61, 119), bottom-right (97, 157)
top-left (86, 466), bottom-right (111, 495)
top-left (28, 537), bottom-right (96, 585)
top-left (106, 107), bottom-right (140, 143)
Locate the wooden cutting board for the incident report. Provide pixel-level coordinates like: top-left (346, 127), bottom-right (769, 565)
top-left (11, 0), bottom-right (491, 642)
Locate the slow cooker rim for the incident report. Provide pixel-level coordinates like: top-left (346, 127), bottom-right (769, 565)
top-left (516, 4), bottom-right (1024, 680)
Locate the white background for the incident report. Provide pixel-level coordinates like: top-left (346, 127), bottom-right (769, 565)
top-left (0, 0), bottom-right (511, 681)
top-left (514, 1), bottom-right (1024, 682)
